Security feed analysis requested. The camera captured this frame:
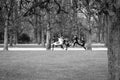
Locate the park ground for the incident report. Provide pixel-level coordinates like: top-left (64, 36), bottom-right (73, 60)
top-left (0, 50), bottom-right (108, 80)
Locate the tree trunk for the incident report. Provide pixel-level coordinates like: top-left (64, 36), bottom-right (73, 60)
top-left (13, 32), bottom-right (18, 45)
top-left (97, 28), bottom-right (101, 42)
top-left (106, 0), bottom-right (120, 79)
top-left (105, 15), bottom-right (111, 47)
top-left (46, 23), bottom-right (51, 50)
top-left (3, 21), bottom-right (8, 51)
top-left (86, 15), bottom-right (92, 50)
top-left (108, 20), bottom-right (120, 80)
top-left (33, 28), bottom-right (37, 43)
top-left (86, 30), bottom-right (92, 50)
top-left (101, 15), bottom-right (106, 43)
top-left (37, 28), bottom-right (41, 45)
top-left (97, 15), bottom-right (103, 43)
top-left (101, 27), bottom-right (105, 43)
top-left (41, 27), bottom-right (45, 47)
top-left (9, 35), bottom-right (13, 46)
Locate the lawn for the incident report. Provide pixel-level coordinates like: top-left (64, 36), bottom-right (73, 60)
top-left (0, 50), bottom-right (108, 80)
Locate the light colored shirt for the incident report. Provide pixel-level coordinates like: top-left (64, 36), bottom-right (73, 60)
top-left (58, 37), bottom-right (64, 44)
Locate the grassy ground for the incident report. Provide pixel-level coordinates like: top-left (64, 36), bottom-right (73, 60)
top-left (0, 51), bottom-right (108, 80)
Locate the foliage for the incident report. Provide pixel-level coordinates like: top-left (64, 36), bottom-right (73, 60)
top-left (18, 33), bottom-right (30, 43)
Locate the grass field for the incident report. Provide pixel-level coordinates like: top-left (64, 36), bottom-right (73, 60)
top-left (0, 51), bottom-right (108, 80)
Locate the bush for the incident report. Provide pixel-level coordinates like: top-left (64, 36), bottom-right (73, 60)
top-left (18, 33), bottom-right (30, 44)
top-left (0, 32), bottom-right (4, 43)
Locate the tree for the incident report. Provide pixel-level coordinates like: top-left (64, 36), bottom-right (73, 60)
top-left (22, 0), bottom-right (68, 49)
top-left (1, 0), bottom-right (16, 50)
top-left (91, 0), bottom-right (120, 80)
top-left (77, 0), bottom-right (93, 50)
top-left (75, 0), bottom-right (120, 79)
top-left (104, 1), bottom-right (120, 80)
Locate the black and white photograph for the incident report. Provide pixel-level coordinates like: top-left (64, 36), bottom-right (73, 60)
top-left (0, 0), bottom-right (120, 80)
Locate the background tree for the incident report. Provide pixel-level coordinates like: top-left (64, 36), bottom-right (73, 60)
top-left (88, 0), bottom-right (120, 80)
top-left (1, 0), bottom-right (16, 50)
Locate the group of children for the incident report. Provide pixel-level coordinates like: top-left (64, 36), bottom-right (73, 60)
top-left (52, 35), bottom-right (86, 50)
